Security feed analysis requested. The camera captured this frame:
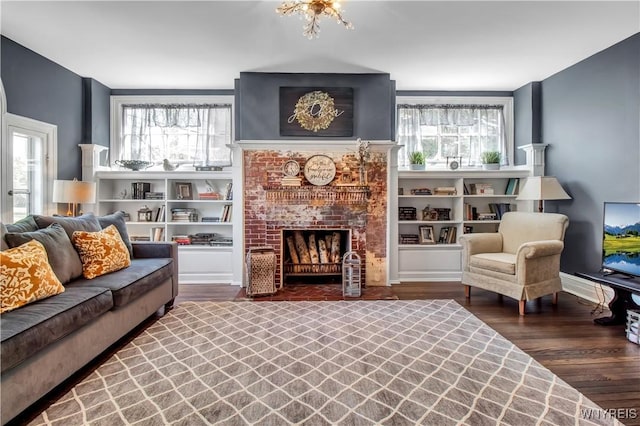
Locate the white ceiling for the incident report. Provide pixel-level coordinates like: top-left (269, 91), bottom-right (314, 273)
top-left (1, 1), bottom-right (638, 91)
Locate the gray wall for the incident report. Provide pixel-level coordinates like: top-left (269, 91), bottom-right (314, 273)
top-left (236, 72), bottom-right (395, 141)
top-left (82, 78), bottom-right (111, 149)
top-left (1, 36), bottom-right (84, 180)
top-left (541, 33), bottom-right (640, 273)
top-left (513, 82), bottom-right (541, 165)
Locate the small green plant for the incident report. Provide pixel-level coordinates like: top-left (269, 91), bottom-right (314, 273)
top-left (481, 151), bottom-right (501, 164)
top-left (409, 151), bottom-right (425, 165)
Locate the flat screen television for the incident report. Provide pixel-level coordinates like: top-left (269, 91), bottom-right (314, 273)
top-left (602, 202), bottom-right (640, 278)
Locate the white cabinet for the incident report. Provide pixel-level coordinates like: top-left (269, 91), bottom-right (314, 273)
top-left (95, 171), bottom-right (238, 284)
top-left (393, 168), bottom-right (531, 282)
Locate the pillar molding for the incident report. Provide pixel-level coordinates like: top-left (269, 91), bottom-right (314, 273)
top-left (518, 143), bottom-right (548, 176)
top-left (78, 144), bottom-right (109, 181)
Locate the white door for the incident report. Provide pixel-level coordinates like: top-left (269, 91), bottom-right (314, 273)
top-left (1, 114), bottom-right (57, 223)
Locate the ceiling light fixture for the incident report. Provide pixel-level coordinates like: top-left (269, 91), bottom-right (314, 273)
top-left (276, 0), bottom-right (353, 40)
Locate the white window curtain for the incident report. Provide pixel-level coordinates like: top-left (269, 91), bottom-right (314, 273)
top-left (121, 104), bottom-right (232, 166)
top-left (397, 104), bottom-right (507, 168)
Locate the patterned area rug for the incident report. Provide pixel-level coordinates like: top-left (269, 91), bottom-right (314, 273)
top-left (30, 300), bottom-right (617, 425)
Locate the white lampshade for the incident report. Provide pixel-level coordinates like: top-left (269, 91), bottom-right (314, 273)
top-left (52, 179), bottom-right (96, 215)
top-left (516, 176), bottom-right (571, 212)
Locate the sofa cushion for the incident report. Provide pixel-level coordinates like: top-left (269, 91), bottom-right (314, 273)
top-left (4, 223), bottom-right (83, 284)
top-left (33, 213), bottom-right (101, 240)
top-left (67, 258), bottom-right (173, 308)
top-left (469, 252), bottom-right (517, 275)
top-left (72, 225), bottom-right (132, 279)
top-left (97, 211), bottom-right (133, 258)
top-left (0, 240), bottom-right (65, 314)
top-left (0, 223), bottom-right (8, 251)
top-left (6, 216), bottom-right (38, 233)
top-left (0, 286), bottom-right (113, 373)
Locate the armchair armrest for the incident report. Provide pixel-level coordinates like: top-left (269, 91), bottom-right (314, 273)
top-left (516, 240), bottom-right (564, 260)
top-left (459, 233), bottom-right (503, 272)
top-left (459, 233), bottom-right (503, 255)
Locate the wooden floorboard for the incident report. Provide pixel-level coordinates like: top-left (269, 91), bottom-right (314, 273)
top-left (11, 282), bottom-right (640, 425)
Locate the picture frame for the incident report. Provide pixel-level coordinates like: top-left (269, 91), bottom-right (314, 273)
top-left (419, 225), bottom-right (435, 244)
top-left (279, 87), bottom-right (354, 137)
top-left (174, 182), bottom-right (193, 200)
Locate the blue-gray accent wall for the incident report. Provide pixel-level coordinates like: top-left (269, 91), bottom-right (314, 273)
top-left (82, 78), bottom-right (111, 149)
top-left (235, 72), bottom-right (395, 141)
top-left (1, 36), bottom-right (85, 180)
top-left (513, 82), bottom-right (542, 165)
top-left (541, 33), bottom-right (640, 273)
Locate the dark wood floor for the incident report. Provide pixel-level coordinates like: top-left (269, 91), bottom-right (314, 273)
top-left (11, 282), bottom-right (640, 425)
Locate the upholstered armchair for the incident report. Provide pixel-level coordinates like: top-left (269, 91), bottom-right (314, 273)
top-left (459, 211), bottom-right (569, 315)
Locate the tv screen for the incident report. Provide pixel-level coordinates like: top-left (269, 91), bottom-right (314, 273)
top-left (602, 202), bottom-right (640, 277)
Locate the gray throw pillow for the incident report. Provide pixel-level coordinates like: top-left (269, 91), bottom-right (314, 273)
top-left (5, 215), bottom-right (38, 233)
top-left (98, 211), bottom-right (133, 258)
top-left (33, 213), bottom-right (101, 240)
top-left (0, 223), bottom-right (9, 251)
top-left (5, 223), bottom-right (84, 284)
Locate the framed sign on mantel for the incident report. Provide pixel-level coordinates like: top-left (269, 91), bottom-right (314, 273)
top-left (280, 87), bottom-right (354, 137)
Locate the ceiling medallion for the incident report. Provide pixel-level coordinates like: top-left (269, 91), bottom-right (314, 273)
top-left (276, 0), bottom-right (354, 40)
top-left (293, 91), bottom-right (337, 132)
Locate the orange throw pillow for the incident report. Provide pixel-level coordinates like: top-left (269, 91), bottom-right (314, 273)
top-left (1, 240), bottom-right (65, 314)
top-left (72, 225), bottom-right (131, 279)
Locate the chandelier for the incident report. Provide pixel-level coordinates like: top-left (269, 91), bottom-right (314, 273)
top-left (276, 1), bottom-right (354, 39)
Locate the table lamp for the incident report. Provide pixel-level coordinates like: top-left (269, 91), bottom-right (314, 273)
top-left (52, 179), bottom-right (96, 216)
top-left (516, 176), bottom-right (571, 212)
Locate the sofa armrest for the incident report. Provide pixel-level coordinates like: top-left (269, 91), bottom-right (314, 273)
top-left (516, 240), bottom-right (564, 260)
top-left (459, 233), bottom-right (503, 272)
top-left (132, 242), bottom-right (179, 300)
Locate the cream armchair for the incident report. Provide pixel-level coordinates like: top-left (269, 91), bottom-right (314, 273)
top-left (459, 211), bottom-right (569, 315)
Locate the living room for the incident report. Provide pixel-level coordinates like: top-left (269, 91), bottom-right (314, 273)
top-left (1, 1), bottom-right (639, 425)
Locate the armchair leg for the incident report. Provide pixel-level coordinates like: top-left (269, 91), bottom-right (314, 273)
top-left (519, 300), bottom-right (526, 316)
top-left (552, 292), bottom-right (558, 305)
top-left (464, 285), bottom-right (470, 298)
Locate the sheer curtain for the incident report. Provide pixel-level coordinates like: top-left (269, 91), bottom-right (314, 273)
top-left (397, 104), bottom-right (507, 168)
top-left (121, 104), bottom-right (232, 166)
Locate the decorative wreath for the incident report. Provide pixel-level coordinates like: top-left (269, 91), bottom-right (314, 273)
top-left (294, 91), bottom-right (336, 132)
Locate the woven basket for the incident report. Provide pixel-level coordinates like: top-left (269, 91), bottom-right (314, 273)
top-left (246, 247), bottom-right (277, 296)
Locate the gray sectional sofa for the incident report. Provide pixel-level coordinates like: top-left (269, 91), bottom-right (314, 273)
top-left (0, 212), bottom-right (178, 425)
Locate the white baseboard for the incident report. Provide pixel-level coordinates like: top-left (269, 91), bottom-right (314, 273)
top-left (560, 272), bottom-right (614, 306)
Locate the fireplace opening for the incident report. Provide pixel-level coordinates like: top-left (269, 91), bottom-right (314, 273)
top-left (281, 229), bottom-right (351, 284)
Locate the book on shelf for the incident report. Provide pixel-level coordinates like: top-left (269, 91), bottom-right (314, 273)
top-left (150, 227), bottom-right (164, 242)
top-left (433, 187), bottom-right (457, 195)
top-left (198, 192), bottom-right (222, 200)
top-left (155, 205), bottom-right (166, 222)
top-left (130, 235), bottom-right (150, 242)
top-left (400, 234), bottom-right (420, 244)
top-left (410, 188), bottom-right (432, 195)
top-left (131, 182), bottom-right (151, 200)
top-left (221, 204), bottom-right (232, 222)
top-left (144, 192), bottom-right (164, 200)
top-left (505, 178), bottom-right (520, 195)
top-left (488, 203), bottom-right (513, 219)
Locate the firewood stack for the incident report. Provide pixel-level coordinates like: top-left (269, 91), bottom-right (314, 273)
top-left (285, 230), bottom-right (343, 273)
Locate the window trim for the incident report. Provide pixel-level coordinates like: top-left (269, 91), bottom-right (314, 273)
top-left (110, 95), bottom-right (235, 165)
top-left (395, 96), bottom-right (514, 166)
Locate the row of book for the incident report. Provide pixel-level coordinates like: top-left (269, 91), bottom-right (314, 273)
top-left (438, 226), bottom-right (457, 244)
top-left (464, 203), bottom-right (514, 220)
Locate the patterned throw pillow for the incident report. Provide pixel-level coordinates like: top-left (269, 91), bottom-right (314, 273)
top-left (0, 240), bottom-right (65, 314)
top-left (72, 225), bottom-right (131, 279)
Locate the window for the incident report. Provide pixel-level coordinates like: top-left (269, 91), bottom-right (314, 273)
top-left (111, 96), bottom-right (233, 167)
top-left (396, 97), bottom-right (513, 168)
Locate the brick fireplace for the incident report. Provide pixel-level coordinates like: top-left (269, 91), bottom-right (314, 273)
top-left (239, 141), bottom-right (394, 288)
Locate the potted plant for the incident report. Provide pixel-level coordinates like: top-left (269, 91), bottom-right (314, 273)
top-left (409, 151), bottom-right (426, 170)
top-left (481, 151), bottom-right (501, 170)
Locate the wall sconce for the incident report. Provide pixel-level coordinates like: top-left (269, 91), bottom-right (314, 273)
top-left (516, 176), bottom-right (571, 212)
top-left (52, 179), bottom-right (96, 216)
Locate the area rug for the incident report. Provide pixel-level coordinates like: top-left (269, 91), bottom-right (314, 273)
top-left (29, 300), bottom-right (618, 425)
